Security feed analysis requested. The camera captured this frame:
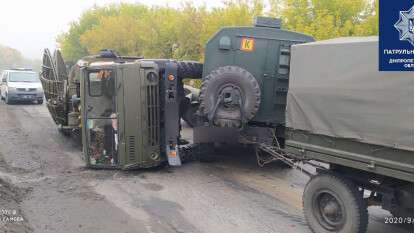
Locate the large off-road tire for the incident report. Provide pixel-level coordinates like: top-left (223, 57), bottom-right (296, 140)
top-left (176, 61), bottom-right (203, 79)
top-left (199, 66), bottom-right (261, 127)
top-left (303, 173), bottom-right (368, 233)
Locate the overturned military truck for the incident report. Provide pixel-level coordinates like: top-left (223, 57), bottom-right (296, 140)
top-left (41, 49), bottom-right (202, 169)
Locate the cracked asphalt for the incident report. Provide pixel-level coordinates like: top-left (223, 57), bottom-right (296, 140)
top-left (0, 102), bottom-right (412, 233)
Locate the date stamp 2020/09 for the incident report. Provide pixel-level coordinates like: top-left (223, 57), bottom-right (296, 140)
top-left (385, 216), bottom-right (414, 224)
top-left (0, 209), bottom-right (24, 223)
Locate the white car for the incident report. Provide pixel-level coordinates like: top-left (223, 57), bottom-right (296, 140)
top-left (0, 69), bottom-right (44, 104)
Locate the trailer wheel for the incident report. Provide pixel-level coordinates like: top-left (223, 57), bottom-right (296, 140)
top-left (303, 173), bottom-right (368, 233)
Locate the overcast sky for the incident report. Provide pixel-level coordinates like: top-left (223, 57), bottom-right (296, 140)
top-left (0, 0), bottom-right (224, 59)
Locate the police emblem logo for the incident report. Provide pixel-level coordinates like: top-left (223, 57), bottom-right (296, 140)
top-left (394, 5), bottom-right (414, 46)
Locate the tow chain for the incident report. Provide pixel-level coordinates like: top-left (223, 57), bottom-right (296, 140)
top-left (239, 128), bottom-right (316, 177)
top-left (178, 132), bottom-right (318, 177)
top-left (254, 142), bottom-right (314, 177)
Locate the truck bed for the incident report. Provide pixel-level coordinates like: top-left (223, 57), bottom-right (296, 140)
top-left (285, 129), bottom-right (414, 182)
top-left (287, 37), bottom-right (414, 153)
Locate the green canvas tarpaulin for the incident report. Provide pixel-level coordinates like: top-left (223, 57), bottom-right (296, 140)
top-left (287, 37), bottom-right (414, 152)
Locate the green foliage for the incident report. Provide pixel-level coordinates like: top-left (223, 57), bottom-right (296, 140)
top-left (57, 4), bottom-right (121, 60)
top-left (279, 0), bottom-right (378, 40)
top-left (58, 1), bottom-right (265, 61)
top-left (58, 0), bottom-right (378, 63)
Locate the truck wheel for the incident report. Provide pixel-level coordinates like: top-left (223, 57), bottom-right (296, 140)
top-left (303, 173), bottom-right (368, 233)
top-left (199, 66), bottom-right (261, 127)
top-left (177, 61), bottom-right (203, 79)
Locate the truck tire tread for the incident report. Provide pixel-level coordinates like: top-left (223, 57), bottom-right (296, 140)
top-left (303, 172), bottom-right (368, 233)
top-left (176, 61), bottom-right (203, 79)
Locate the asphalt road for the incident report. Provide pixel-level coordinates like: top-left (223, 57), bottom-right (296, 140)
top-left (0, 102), bottom-right (412, 233)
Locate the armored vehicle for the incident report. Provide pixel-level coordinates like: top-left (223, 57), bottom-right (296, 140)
top-left (41, 49), bottom-right (202, 169)
top-left (194, 17), bottom-right (313, 145)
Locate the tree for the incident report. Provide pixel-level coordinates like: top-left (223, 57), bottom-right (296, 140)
top-left (57, 4), bottom-right (121, 60)
top-left (57, 0), bottom-right (378, 62)
top-left (278, 0), bottom-right (378, 40)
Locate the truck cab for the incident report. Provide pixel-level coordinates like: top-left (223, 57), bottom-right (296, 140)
top-left (80, 59), bottom-right (184, 169)
top-left (41, 49), bottom-right (191, 169)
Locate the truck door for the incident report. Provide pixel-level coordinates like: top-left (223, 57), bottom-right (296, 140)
top-left (120, 63), bottom-right (165, 169)
top-left (82, 68), bottom-right (118, 167)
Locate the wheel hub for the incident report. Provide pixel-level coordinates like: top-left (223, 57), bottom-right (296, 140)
top-left (199, 66), bottom-right (261, 128)
top-left (321, 195), bottom-right (341, 221)
top-left (219, 85), bottom-right (242, 109)
top-left (212, 85), bottom-right (245, 127)
top-left (314, 191), bottom-right (346, 230)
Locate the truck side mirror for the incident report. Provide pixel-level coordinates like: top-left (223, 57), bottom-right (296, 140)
top-left (1, 77), bottom-right (6, 83)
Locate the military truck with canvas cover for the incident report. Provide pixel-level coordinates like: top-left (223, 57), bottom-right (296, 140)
top-left (41, 49), bottom-right (202, 169)
top-left (284, 37), bottom-right (414, 233)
